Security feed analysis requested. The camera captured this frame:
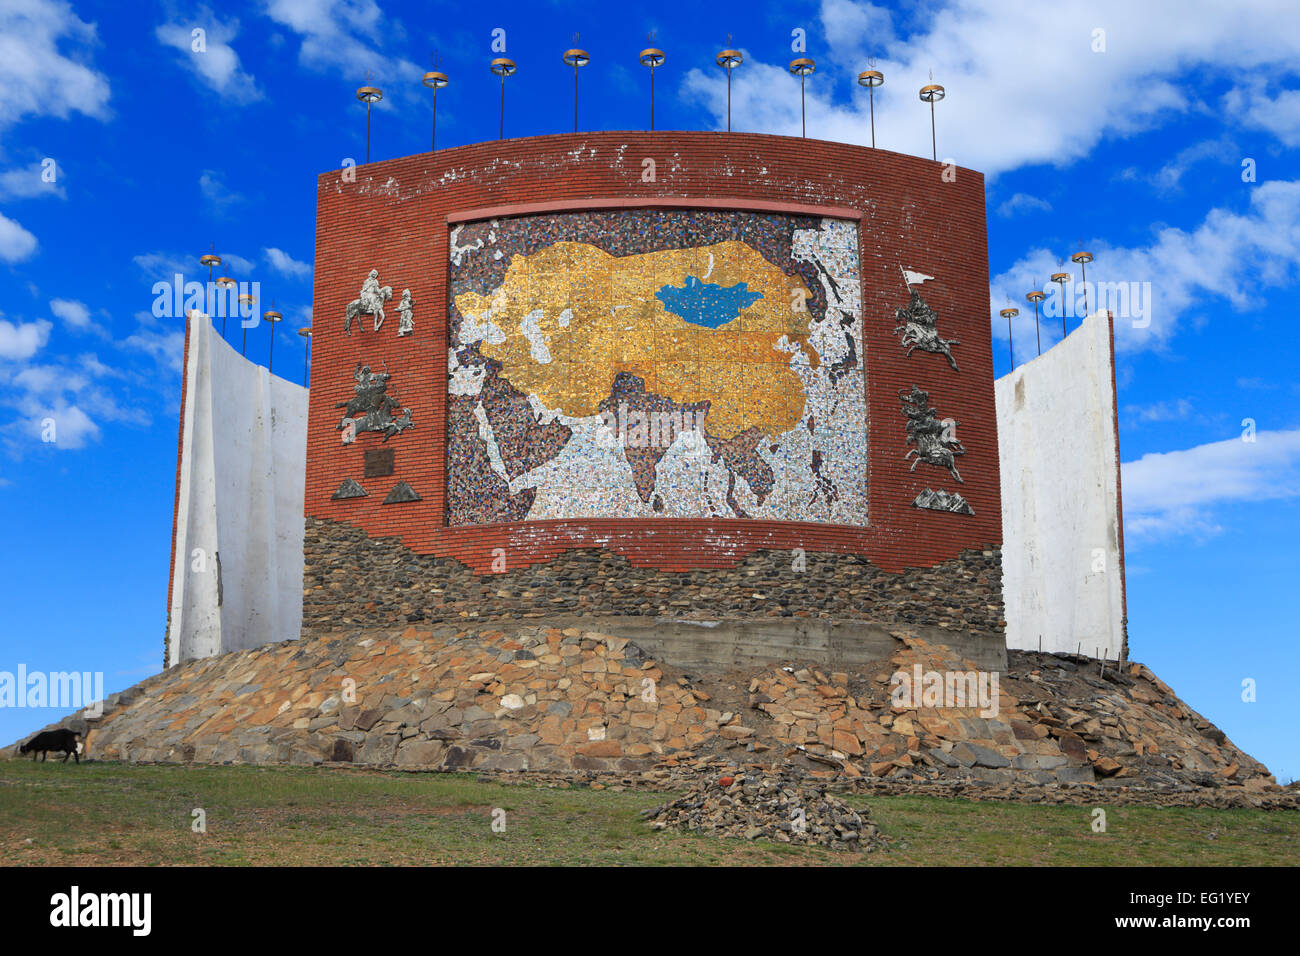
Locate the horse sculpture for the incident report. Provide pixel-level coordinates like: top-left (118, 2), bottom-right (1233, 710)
top-left (344, 285), bottom-right (393, 334)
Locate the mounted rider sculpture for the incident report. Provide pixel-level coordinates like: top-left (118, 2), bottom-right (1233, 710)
top-left (335, 362), bottom-right (414, 443)
top-left (345, 269), bottom-right (394, 334)
top-left (900, 385), bottom-right (965, 483)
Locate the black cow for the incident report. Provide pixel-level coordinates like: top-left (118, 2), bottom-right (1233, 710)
top-left (19, 729), bottom-right (81, 763)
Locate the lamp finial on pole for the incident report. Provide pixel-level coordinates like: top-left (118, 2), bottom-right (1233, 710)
top-left (563, 39), bottom-right (590, 134)
top-left (639, 37), bottom-right (665, 131)
top-left (716, 41), bottom-right (743, 133)
top-left (788, 57), bottom-right (816, 138)
top-left (918, 71), bottom-right (946, 161)
top-left (422, 51), bottom-right (449, 152)
top-left (857, 59), bottom-right (884, 148)
top-left (355, 72), bottom-right (383, 164)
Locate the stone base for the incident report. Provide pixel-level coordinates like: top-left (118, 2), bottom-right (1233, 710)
top-left (301, 516), bottom-right (1006, 639)
top-left (532, 614), bottom-right (1006, 672)
top-left (8, 621), bottom-right (1279, 807)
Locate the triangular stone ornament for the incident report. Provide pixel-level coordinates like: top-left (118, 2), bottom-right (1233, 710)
top-left (383, 481), bottom-right (421, 504)
top-left (332, 478), bottom-right (368, 500)
top-left (912, 488), bottom-right (974, 515)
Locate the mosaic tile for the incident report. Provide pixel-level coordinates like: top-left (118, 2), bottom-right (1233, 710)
top-left (446, 210), bottom-right (867, 527)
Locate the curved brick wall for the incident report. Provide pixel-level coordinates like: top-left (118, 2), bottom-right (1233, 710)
top-left (305, 132), bottom-right (1000, 632)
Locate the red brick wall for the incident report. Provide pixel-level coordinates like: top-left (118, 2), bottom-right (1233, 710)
top-left (307, 132), bottom-right (997, 574)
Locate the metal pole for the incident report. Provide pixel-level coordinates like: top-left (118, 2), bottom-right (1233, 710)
top-left (727, 68), bottom-right (732, 132)
top-left (929, 98), bottom-right (936, 160)
top-left (303, 339), bottom-right (309, 386)
top-left (650, 68), bottom-right (655, 131)
top-left (869, 87), bottom-right (876, 148)
top-left (356, 86), bottom-right (382, 162)
top-left (215, 279), bottom-right (233, 340)
top-left (1053, 276), bottom-right (1070, 337)
top-left (574, 66), bottom-right (578, 133)
top-left (432, 88), bottom-right (437, 151)
top-left (1034, 302), bottom-right (1041, 355)
top-left (500, 73), bottom-right (505, 139)
top-left (1081, 261), bottom-right (1089, 314)
top-left (1007, 314), bottom-right (1014, 367)
top-left (268, 325), bottom-right (275, 374)
top-left (801, 74), bottom-right (806, 138)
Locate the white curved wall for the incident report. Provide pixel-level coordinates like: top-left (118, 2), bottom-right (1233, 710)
top-left (166, 313), bottom-right (307, 666)
top-left (996, 311), bottom-right (1126, 661)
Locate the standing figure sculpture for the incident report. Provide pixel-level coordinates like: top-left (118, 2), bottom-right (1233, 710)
top-left (344, 269), bottom-right (394, 334)
top-left (396, 288), bottom-right (415, 336)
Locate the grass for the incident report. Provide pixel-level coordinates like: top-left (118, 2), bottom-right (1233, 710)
top-left (1, 760), bottom-right (1297, 866)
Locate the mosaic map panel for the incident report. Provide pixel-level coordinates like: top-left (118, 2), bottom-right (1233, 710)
top-left (446, 209), bottom-right (866, 526)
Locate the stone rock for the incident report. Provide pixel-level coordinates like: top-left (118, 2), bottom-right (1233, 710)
top-left (1056, 765), bottom-right (1097, 784)
top-left (642, 769), bottom-right (885, 853)
top-left (1092, 756), bottom-right (1122, 777)
top-left (395, 740), bottom-right (445, 766)
top-left (577, 741), bottom-right (622, 758)
top-left (39, 618), bottom-right (1284, 810)
top-left (719, 725), bottom-right (756, 740)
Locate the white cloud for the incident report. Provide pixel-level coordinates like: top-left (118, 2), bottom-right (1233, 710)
top-left (996, 192), bottom-right (1052, 218)
top-left (819, 0), bottom-right (896, 65)
top-left (1, 391), bottom-right (130, 450)
top-left (221, 252), bottom-right (255, 274)
top-left (264, 247), bottom-right (312, 281)
top-left (681, 1), bottom-right (1300, 176)
top-left (0, 310), bottom-right (178, 455)
top-left (0, 161), bottom-right (65, 200)
top-left (1223, 80), bottom-right (1300, 148)
top-left (20, 402), bottom-right (99, 448)
top-left (199, 169), bottom-right (241, 213)
top-left (1123, 429), bottom-right (1300, 542)
top-left (133, 249), bottom-right (254, 281)
top-left (1123, 398), bottom-right (1193, 424)
top-left (0, 212), bottom-right (39, 262)
top-left (156, 11), bottom-right (261, 102)
top-left (49, 297), bottom-right (90, 329)
top-left (76, 352), bottom-right (123, 379)
top-left (13, 363), bottom-right (88, 396)
top-left (132, 251), bottom-right (192, 278)
top-left (1237, 377), bottom-right (1276, 390)
top-left (1118, 136), bottom-right (1234, 192)
top-left (0, 355), bottom-right (105, 452)
top-left (264, 0), bottom-right (421, 106)
top-left (123, 324), bottom-right (185, 374)
top-left (0, 318), bottom-right (50, 360)
top-left (990, 179), bottom-right (1300, 357)
top-left (0, 0), bottom-right (111, 129)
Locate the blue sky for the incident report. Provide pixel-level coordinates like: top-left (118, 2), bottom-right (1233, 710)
top-left (1, 0), bottom-right (1297, 780)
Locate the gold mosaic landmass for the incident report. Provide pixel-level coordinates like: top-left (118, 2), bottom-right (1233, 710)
top-left (454, 240), bottom-right (820, 439)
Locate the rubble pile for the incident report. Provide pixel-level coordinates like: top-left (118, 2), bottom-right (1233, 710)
top-left (642, 770), bottom-right (884, 851)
